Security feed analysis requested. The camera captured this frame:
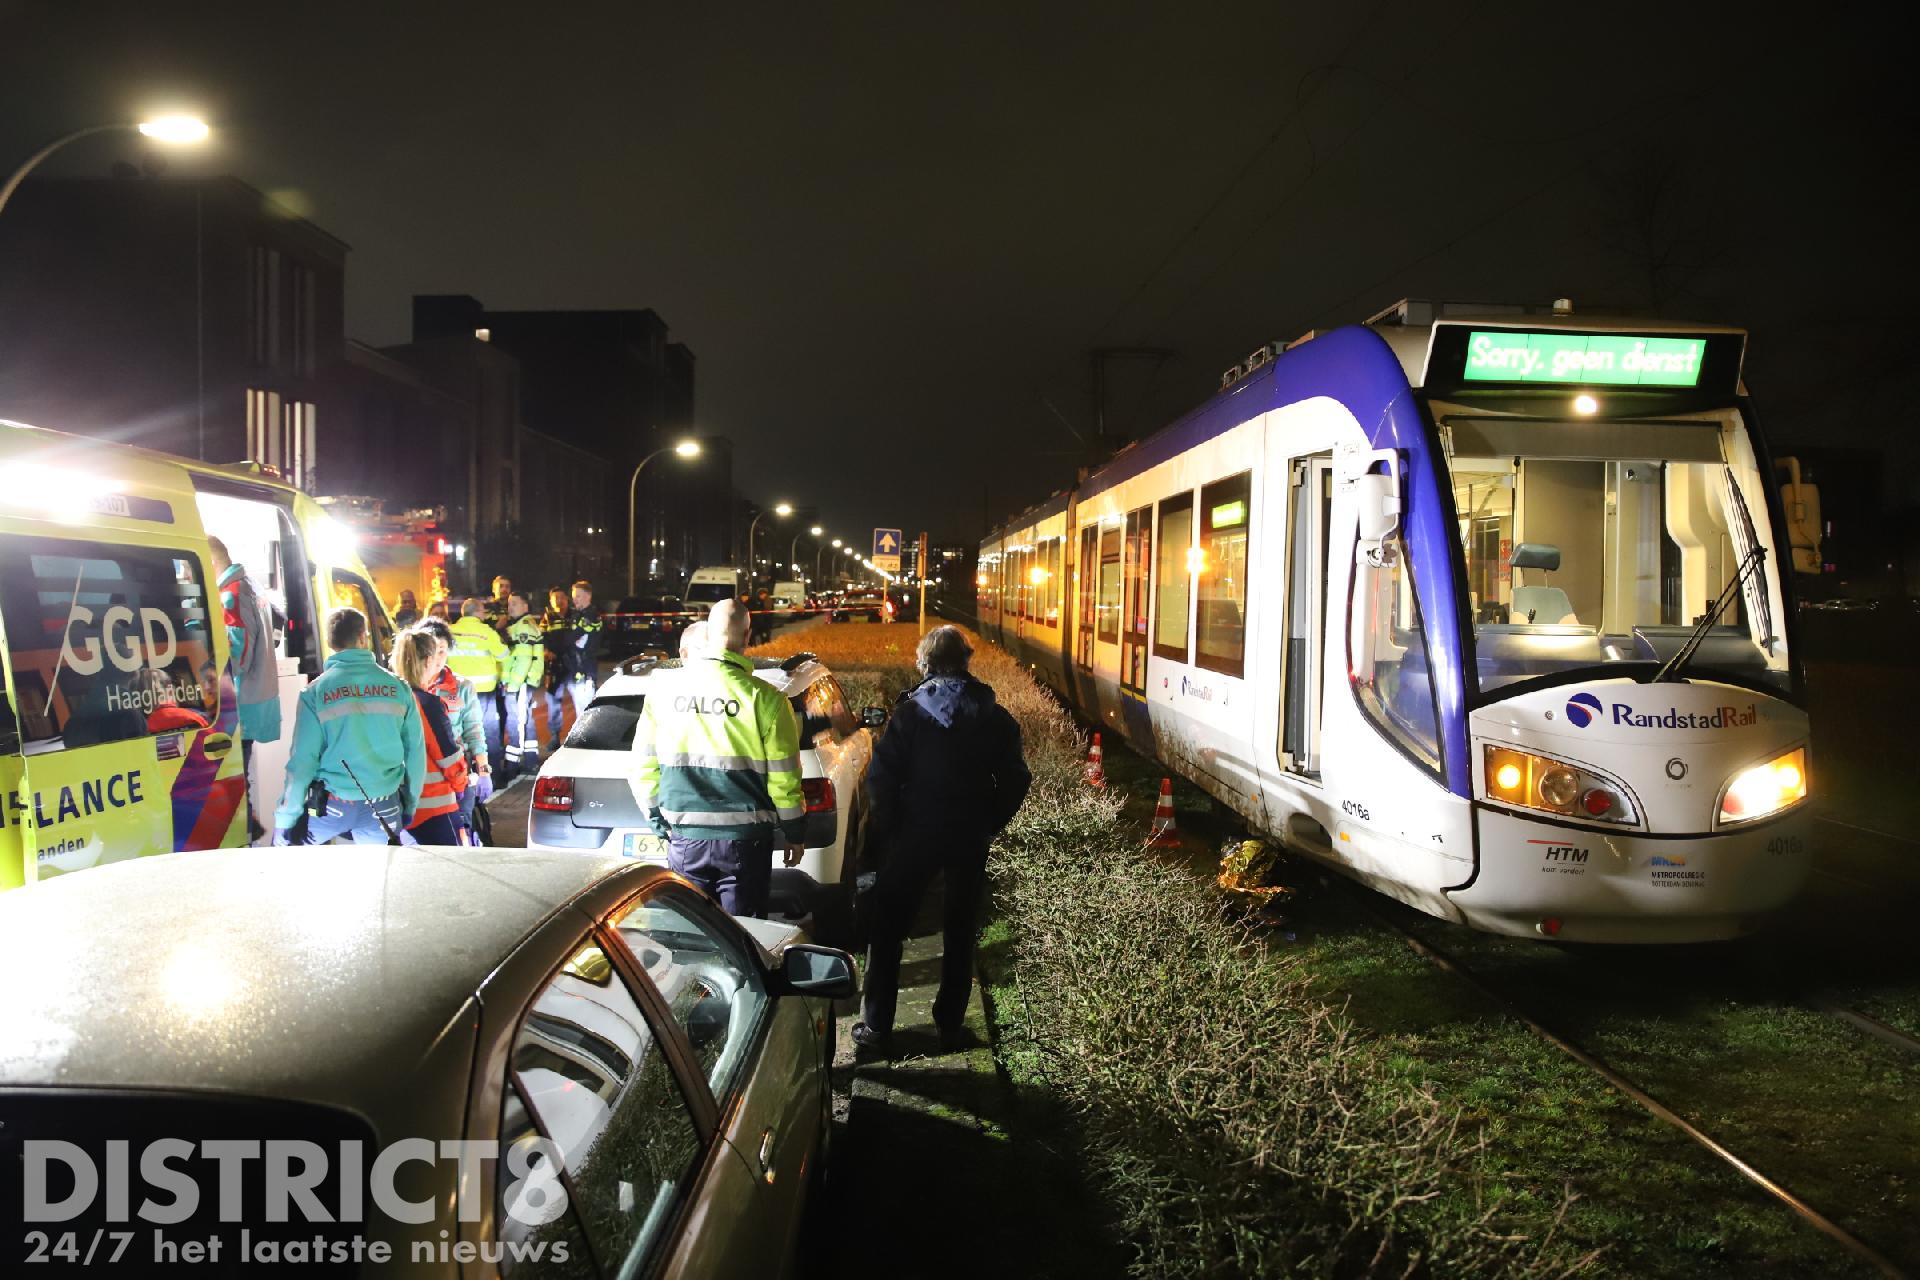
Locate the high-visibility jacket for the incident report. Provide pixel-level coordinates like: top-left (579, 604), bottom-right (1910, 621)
top-left (275, 646), bottom-right (425, 828)
top-left (408, 687), bottom-right (470, 825)
top-left (429, 667), bottom-right (486, 769)
top-left (504, 615), bottom-right (546, 690)
top-left (447, 616), bottom-right (508, 693)
top-left (635, 650), bottom-right (806, 843)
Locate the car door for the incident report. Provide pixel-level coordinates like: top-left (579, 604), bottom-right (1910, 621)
top-left (606, 885), bottom-right (822, 1276)
top-left (492, 934), bottom-right (709, 1280)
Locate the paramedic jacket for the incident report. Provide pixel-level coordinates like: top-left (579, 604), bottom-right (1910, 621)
top-left (635, 651), bottom-right (806, 843)
top-left (274, 647), bottom-right (426, 829)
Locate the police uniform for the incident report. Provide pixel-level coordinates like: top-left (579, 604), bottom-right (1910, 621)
top-left (635, 650), bottom-right (805, 916)
top-left (275, 646), bottom-right (426, 844)
top-left (501, 612), bottom-right (546, 775)
top-left (542, 604), bottom-right (603, 745)
top-left (448, 614), bottom-right (508, 773)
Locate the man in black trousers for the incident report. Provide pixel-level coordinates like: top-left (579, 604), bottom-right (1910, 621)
top-left (853, 625), bottom-right (1031, 1053)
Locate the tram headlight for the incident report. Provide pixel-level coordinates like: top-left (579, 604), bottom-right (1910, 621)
top-left (1484, 745), bottom-right (1637, 825)
top-left (1718, 748), bottom-right (1808, 826)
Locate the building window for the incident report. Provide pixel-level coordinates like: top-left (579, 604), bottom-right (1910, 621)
top-left (289, 264), bottom-right (316, 377)
top-left (249, 246), bottom-right (281, 369)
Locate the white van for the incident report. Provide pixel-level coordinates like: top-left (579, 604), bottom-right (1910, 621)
top-left (684, 566), bottom-right (748, 608)
top-left (771, 580), bottom-right (808, 612)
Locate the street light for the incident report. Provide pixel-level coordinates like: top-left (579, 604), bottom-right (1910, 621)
top-left (790, 523), bottom-right (824, 584)
top-left (626, 438), bottom-right (702, 596)
top-left (815, 536), bottom-right (838, 580)
top-left (0, 115), bottom-right (212, 218)
top-left (746, 501), bottom-right (793, 580)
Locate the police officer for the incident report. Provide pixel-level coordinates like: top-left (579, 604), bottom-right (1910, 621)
top-left (274, 608), bottom-right (426, 844)
top-left (543, 579), bottom-right (603, 748)
top-left (501, 592), bottom-right (545, 778)
top-left (636, 599), bottom-right (804, 916)
top-left (448, 598), bottom-right (509, 774)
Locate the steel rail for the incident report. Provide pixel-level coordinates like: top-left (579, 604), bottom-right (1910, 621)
top-left (1382, 919), bottom-right (1909, 1278)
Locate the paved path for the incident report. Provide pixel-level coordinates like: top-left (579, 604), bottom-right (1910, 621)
top-left (807, 882), bottom-right (1118, 1279)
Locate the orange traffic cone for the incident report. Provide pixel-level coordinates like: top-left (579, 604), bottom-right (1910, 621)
top-left (1145, 778), bottom-right (1182, 848)
top-left (1083, 732), bottom-right (1107, 787)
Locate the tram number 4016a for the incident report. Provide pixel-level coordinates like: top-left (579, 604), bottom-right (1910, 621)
top-left (1766, 835), bottom-right (1804, 856)
top-left (1342, 800), bottom-right (1372, 823)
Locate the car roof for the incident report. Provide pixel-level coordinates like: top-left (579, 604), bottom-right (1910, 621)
top-left (0, 846), bottom-right (647, 1102)
top-left (597, 653), bottom-right (831, 697)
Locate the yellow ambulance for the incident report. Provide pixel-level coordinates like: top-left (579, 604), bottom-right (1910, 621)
top-left (0, 420), bottom-right (397, 889)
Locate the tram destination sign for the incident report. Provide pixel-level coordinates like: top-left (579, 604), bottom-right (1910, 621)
top-left (1460, 330), bottom-right (1708, 387)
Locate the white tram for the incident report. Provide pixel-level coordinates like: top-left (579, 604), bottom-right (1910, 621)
top-left (980, 300), bottom-right (1811, 942)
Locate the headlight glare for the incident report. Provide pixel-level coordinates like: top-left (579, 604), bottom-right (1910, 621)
top-left (1718, 748), bottom-right (1808, 825)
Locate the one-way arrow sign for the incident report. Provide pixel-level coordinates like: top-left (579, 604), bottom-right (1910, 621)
top-left (872, 527), bottom-right (902, 572)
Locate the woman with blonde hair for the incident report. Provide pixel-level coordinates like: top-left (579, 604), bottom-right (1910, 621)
top-left (393, 627), bottom-right (470, 845)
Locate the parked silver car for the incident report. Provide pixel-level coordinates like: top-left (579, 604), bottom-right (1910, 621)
top-left (0, 846), bottom-right (854, 1277)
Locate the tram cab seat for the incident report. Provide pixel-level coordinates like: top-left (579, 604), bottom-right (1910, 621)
top-left (1511, 585), bottom-right (1577, 626)
top-left (1508, 543), bottom-right (1577, 625)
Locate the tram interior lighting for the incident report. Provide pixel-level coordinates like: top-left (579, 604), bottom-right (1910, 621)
top-left (1719, 748), bottom-right (1807, 825)
top-left (1572, 394), bottom-right (1600, 416)
top-left (1484, 745), bottom-right (1636, 825)
top-left (1186, 546), bottom-right (1207, 574)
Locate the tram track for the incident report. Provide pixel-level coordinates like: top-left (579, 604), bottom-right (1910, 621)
top-left (1353, 892), bottom-right (1910, 1279)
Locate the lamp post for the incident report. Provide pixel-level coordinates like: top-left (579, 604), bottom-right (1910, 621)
top-left (790, 524), bottom-right (822, 584)
top-left (626, 438), bottom-right (702, 597)
top-left (0, 116), bottom-right (211, 219)
top-left (817, 537), bottom-right (840, 580)
top-left (746, 501), bottom-right (792, 583)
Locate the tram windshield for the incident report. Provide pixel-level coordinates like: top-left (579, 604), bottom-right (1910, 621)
top-left (1433, 406), bottom-right (1791, 696)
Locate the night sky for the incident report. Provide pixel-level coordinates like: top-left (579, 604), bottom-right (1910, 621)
top-left (3, 2), bottom-right (1910, 543)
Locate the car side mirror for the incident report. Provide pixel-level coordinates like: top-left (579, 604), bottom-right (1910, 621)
top-left (781, 944), bottom-right (858, 999)
top-left (859, 706), bottom-right (888, 729)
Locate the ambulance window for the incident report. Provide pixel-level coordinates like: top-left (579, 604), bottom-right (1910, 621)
top-left (329, 570), bottom-right (393, 661)
top-left (0, 536), bottom-right (220, 755)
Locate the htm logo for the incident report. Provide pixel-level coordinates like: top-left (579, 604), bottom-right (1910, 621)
top-left (1565, 691), bottom-right (1603, 728)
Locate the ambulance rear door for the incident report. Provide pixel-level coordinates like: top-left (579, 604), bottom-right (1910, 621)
top-left (0, 531), bottom-right (246, 888)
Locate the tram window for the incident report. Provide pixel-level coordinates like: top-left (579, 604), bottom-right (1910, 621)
top-left (1153, 494), bottom-right (1194, 661)
top-left (1052, 537), bottom-right (1067, 625)
top-left (1351, 530), bottom-right (1442, 775)
top-left (1075, 526), bottom-right (1098, 669)
top-left (0, 536), bottom-right (220, 755)
top-left (1196, 472), bottom-right (1252, 678)
top-left (1121, 506), bottom-right (1152, 692)
top-left (1445, 434), bottom-right (1785, 694)
top-left (1096, 527), bottom-right (1122, 643)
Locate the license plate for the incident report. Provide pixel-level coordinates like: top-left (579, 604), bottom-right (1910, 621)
top-left (623, 832), bottom-right (666, 860)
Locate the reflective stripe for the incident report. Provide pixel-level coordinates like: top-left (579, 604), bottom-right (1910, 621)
top-left (436, 751), bottom-right (463, 769)
top-left (659, 807), bottom-right (777, 826)
top-left (774, 804), bottom-right (805, 821)
top-left (316, 700), bottom-right (409, 723)
top-left (637, 741), bottom-right (658, 759)
top-left (766, 756), bottom-right (800, 773)
top-left (655, 751), bottom-right (766, 774)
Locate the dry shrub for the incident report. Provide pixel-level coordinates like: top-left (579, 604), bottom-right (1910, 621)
top-left (972, 639), bottom-right (1591, 1279)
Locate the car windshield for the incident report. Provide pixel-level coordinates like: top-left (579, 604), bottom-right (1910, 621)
top-left (684, 583), bottom-right (736, 604)
top-left (1436, 405), bottom-right (1790, 695)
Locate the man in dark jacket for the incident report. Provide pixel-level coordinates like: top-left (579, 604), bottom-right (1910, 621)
top-left (853, 625), bottom-right (1030, 1052)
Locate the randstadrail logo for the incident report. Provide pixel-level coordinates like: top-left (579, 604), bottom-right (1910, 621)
top-left (1565, 691), bottom-right (1603, 728)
